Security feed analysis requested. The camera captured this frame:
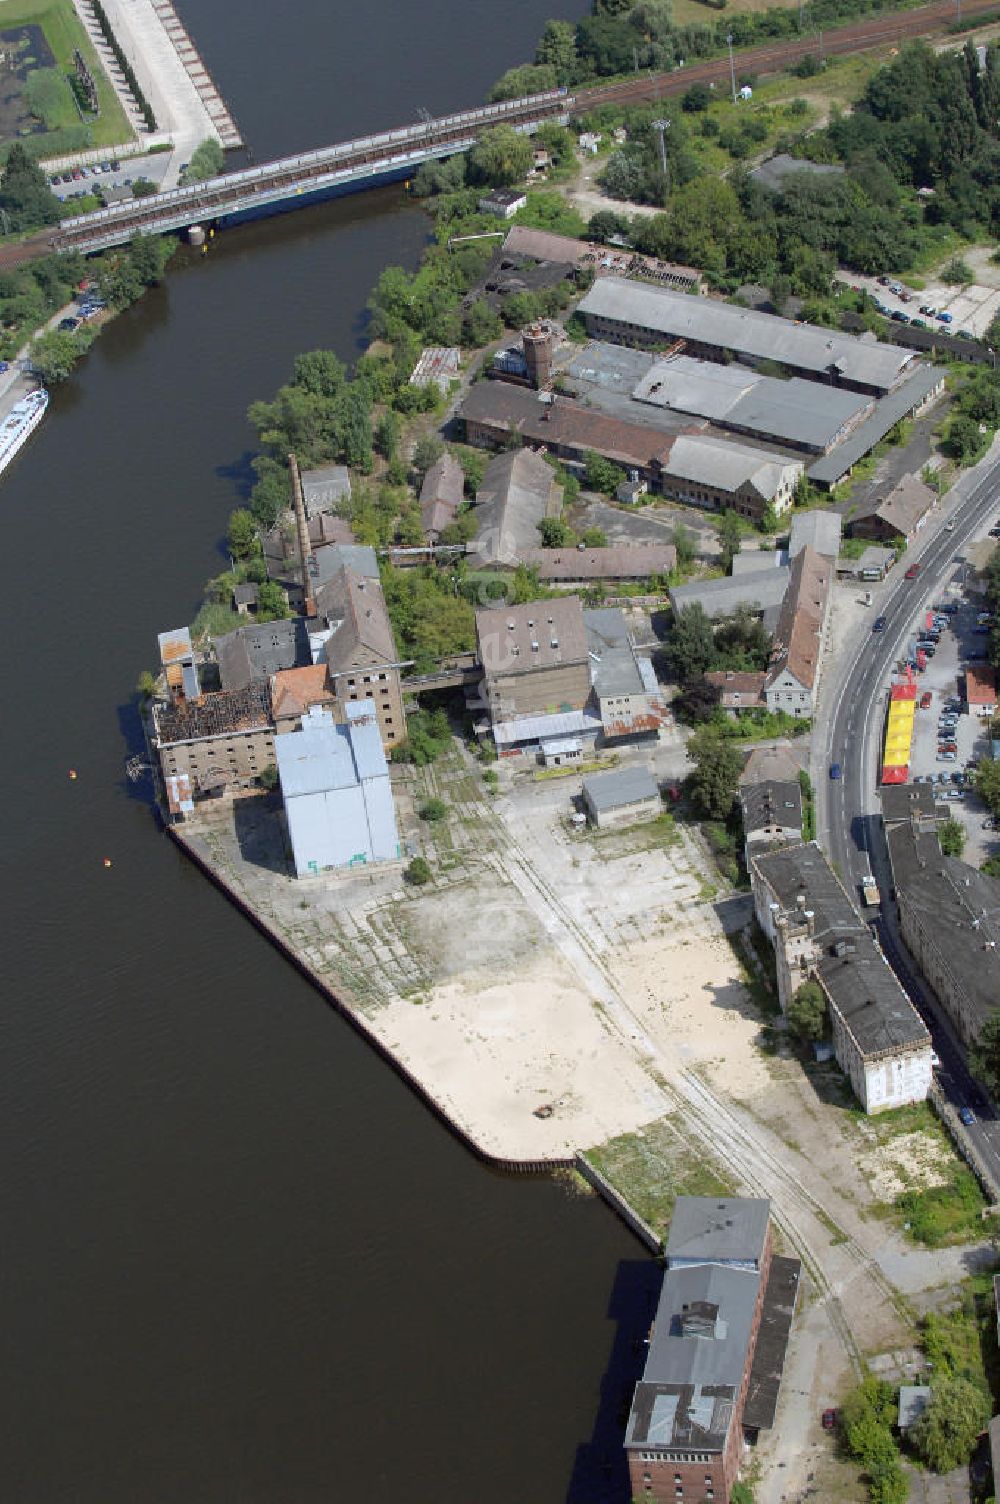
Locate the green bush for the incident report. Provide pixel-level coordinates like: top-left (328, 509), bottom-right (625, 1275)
top-left (405, 856), bottom-right (432, 886)
top-left (419, 798), bottom-right (447, 822)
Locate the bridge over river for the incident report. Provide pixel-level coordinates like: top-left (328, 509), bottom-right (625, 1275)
top-left (6, 0), bottom-right (996, 269)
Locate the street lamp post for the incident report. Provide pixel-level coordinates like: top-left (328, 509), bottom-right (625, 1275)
top-left (652, 118), bottom-right (671, 200)
top-left (726, 33), bottom-right (737, 104)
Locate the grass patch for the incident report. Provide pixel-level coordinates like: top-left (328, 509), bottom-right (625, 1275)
top-left (898, 1166), bottom-right (985, 1248)
top-left (0, 0), bottom-right (133, 155)
top-left (586, 1115), bottom-right (736, 1233)
top-left (534, 755), bottom-right (616, 781)
top-left (921, 1273), bottom-right (999, 1395)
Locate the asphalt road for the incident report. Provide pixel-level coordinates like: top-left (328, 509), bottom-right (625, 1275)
top-left (822, 454), bottom-right (1000, 1174)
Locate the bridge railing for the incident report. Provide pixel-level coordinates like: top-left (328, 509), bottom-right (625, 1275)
top-left (59, 88), bottom-right (571, 234)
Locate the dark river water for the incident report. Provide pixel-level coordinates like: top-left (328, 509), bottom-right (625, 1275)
top-left (0, 2), bottom-right (659, 1501)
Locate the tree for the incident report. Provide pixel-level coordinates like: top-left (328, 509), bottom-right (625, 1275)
top-left (29, 328), bottom-right (88, 383)
top-left (462, 298), bottom-right (502, 347)
top-left (293, 348), bottom-right (346, 398)
top-left (947, 413), bottom-right (984, 465)
top-left (0, 143), bottom-right (59, 232)
top-left (258, 763), bottom-right (279, 791)
top-left (536, 19), bottom-right (579, 84)
top-left (227, 508), bottom-right (260, 560)
top-left (581, 527), bottom-right (607, 547)
top-left (688, 732), bottom-right (743, 820)
top-left (538, 517), bottom-right (575, 547)
top-left (488, 63), bottom-right (557, 102)
top-left (682, 82), bottom-right (712, 112)
top-left (664, 604), bottom-right (715, 682)
top-left (910, 1376), bottom-right (989, 1473)
top-left (982, 854), bottom-right (1000, 879)
top-left (584, 449), bottom-right (624, 494)
top-left (181, 139), bottom-right (225, 183)
top-left (588, 208), bottom-right (630, 243)
top-left (131, 177), bottom-right (157, 198)
top-left (939, 816), bottom-right (966, 858)
top-left (976, 758), bottom-right (1000, 818)
top-left (136, 669), bottom-right (157, 700)
top-left (971, 1012), bottom-right (1000, 1098)
top-left (419, 798), bottom-right (447, 822)
top-left (375, 408), bottom-right (400, 461)
top-left (674, 675), bottom-right (721, 725)
top-left (469, 126), bottom-right (533, 186)
top-left (672, 523), bottom-right (696, 573)
top-left (405, 856), bottom-right (432, 886)
top-left (411, 434), bottom-right (445, 484)
top-left (787, 980), bottom-right (827, 1042)
top-left (255, 580), bottom-right (289, 621)
top-left (717, 510), bottom-right (745, 573)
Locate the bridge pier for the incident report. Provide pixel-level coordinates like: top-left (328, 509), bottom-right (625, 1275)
top-left (187, 224), bottom-right (206, 246)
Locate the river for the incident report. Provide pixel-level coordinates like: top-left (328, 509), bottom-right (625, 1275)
top-left (0, 2), bottom-right (656, 1500)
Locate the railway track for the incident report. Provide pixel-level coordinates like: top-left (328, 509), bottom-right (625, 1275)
top-left (575, 0), bottom-right (1000, 109)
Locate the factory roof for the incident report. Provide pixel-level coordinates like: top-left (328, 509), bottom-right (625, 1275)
top-left (270, 664), bottom-right (336, 723)
top-left (323, 569), bottom-right (399, 676)
top-left (214, 618), bottom-right (311, 693)
top-left (300, 463), bottom-right (350, 518)
top-left (472, 447), bottom-right (558, 565)
top-left (665, 1196), bottom-right (771, 1266)
top-left (670, 567), bottom-right (791, 621)
top-left (461, 382), bottom-right (678, 472)
top-left (633, 354), bottom-right (869, 451)
top-left (420, 451), bottom-right (465, 537)
top-left (491, 707), bottom-right (603, 746)
top-left (807, 365), bottom-right (944, 485)
top-left (476, 595), bottom-right (587, 677)
top-left (583, 764), bottom-right (659, 813)
top-left (579, 277), bottom-right (915, 392)
top-left (817, 931), bottom-right (929, 1056)
top-left (740, 745), bottom-right (805, 786)
top-left (584, 605), bottom-right (649, 697)
top-left (154, 682), bottom-right (272, 746)
top-left (880, 783), bottom-right (941, 825)
top-left (502, 224), bottom-right (591, 268)
top-left (625, 1262), bottom-right (761, 1452)
top-left (308, 513), bottom-right (356, 548)
top-left (789, 510), bottom-right (842, 560)
top-left (275, 700), bottom-right (386, 798)
top-left (732, 548), bottom-right (786, 576)
top-left (752, 841), bottom-right (861, 945)
top-left (312, 542), bottom-right (379, 588)
top-left (664, 433), bottom-right (798, 502)
top-left (516, 543), bottom-right (676, 580)
top-left (158, 626), bottom-right (193, 665)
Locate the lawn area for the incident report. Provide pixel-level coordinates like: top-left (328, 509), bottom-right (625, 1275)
top-left (672, 0), bottom-right (798, 25)
top-left (0, 0), bottom-right (133, 154)
top-left (921, 1270), bottom-right (999, 1396)
top-left (853, 1101), bottom-right (989, 1247)
top-left (585, 1114), bottom-right (736, 1234)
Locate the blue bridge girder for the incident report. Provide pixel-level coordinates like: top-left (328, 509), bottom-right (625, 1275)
top-left (55, 89), bottom-right (573, 255)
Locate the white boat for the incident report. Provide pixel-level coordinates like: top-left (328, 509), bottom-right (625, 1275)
top-left (0, 387), bottom-right (48, 477)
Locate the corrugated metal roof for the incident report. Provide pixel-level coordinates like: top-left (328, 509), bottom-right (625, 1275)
top-left (492, 707), bottom-right (602, 745)
top-left (583, 764), bottom-right (659, 812)
top-left (789, 510), bottom-right (842, 560)
top-left (666, 433), bottom-right (798, 501)
top-left (580, 277), bottom-right (913, 392)
top-left (808, 366), bottom-right (944, 485)
top-left (670, 567), bottom-right (791, 620)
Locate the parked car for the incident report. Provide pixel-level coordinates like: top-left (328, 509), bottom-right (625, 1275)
top-left (822, 1409), bottom-right (839, 1432)
top-left (57, 317), bottom-right (79, 332)
top-left (960, 1107), bottom-right (976, 1126)
top-left (911, 318), bottom-right (928, 329)
top-left (938, 311), bottom-right (953, 324)
top-left (937, 751), bottom-right (958, 761)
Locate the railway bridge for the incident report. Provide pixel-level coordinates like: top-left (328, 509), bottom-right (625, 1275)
top-left (53, 90), bottom-right (572, 256)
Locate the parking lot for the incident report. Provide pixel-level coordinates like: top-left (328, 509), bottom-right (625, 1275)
top-left (903, 583), bottom-right (998, 867)
top-left (49, 151), bottom-right (171, 208)
top-left (847, 270), bottom-right (1000, 339)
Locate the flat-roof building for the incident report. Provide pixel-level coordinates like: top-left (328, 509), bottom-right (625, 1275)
top-left (751, 841), bottom-right (931, 1112)
top-left (789, 510), bottom-right (842, 561)
top-left (152, 682), bottom-right (276, 813)
top-left (625, 1197), bottom-right (797, 1504)
top-left (739, 779), bottom-right (803, 862)
top-left (670, 567), bottom-right (791, 623)
top-left (582, 764), bottom-right (660, 828)
top-left (276, 702), bottom-right (399, 877)
top-left (578, 277), bottom-right (916, 395)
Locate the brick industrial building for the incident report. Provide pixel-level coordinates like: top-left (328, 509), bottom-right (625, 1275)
top-left (625, 1197), bottom-right (799, 1504)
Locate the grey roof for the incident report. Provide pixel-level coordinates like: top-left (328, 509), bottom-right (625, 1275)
top-left (583, 764), bottom-right (659, 813)
top-left (214, 618), bottom-right (310, 692)
top-left (740, 746), bottom-right (805, 786)
top-left (789, 510), bottom-right (842, 560)
top-left (472, 448), bottom-right (557, 566)
top-left (665, 433), bottom-right (800, 502)
top-left (666, 1197), bottom-right (771, 1266)
top-left (749, 153), bottom-right (845, 193)
top-left (276, 701), bottom-right (387, 797)
top-left (670, 567), bottom-right (791, 620)
top-left (880, 784), bottom-right (940, 825)
top-left (633, 354), bottom-right (869, 452)
top-left (579, 278), bottom-right (914, 393)
top-left (584, 606), bottom-right (648, 698)
top-left (477, 595), bottom-right (588, 678)
top-left (732, 547), bottom-right (786, 576)
top-left (312, 542), bottom-right (379, 588)
top-left (886, 822), bottom-right (1000, 1041)
top-left (753, 841), bottom-right (929, 1056)
top-left (626, 1262), bottom-right (761, 1452)
top-left (740, 780), bottom-right (803, 837)
top-left (807, 365), bottom-right (944, 485)
top-left (300, 464), bottom-right (351, 518)
top-left (898, 1387), bottom-right (931, 1430)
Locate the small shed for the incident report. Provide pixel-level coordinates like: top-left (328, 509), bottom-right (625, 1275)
top-left (233, 582), bottom-right (259, 616)
top-left (897, 1385), bottom-right (931, 1435)
top-left (477, 189), bottom-right (527, 220)
top-left (582, 765), bottom-right (660, 829)
top-left (541, 737), bottom-right (582, 768)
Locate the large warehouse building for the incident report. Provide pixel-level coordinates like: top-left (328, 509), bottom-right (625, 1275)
top-left (577, 277), bottom-right (916, 395)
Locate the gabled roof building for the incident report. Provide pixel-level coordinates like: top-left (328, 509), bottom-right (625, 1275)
top-left (419, 451), bottom-right (465, 542)
top-left (764, 546), bottom-right (832, 717)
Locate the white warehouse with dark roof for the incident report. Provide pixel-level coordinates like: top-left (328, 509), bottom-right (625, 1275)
top-left (578, 277), bottom-right (917, 395)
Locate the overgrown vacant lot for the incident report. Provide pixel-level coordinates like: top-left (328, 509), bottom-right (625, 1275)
top-left (0, 0), bottom-right (131, 156)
